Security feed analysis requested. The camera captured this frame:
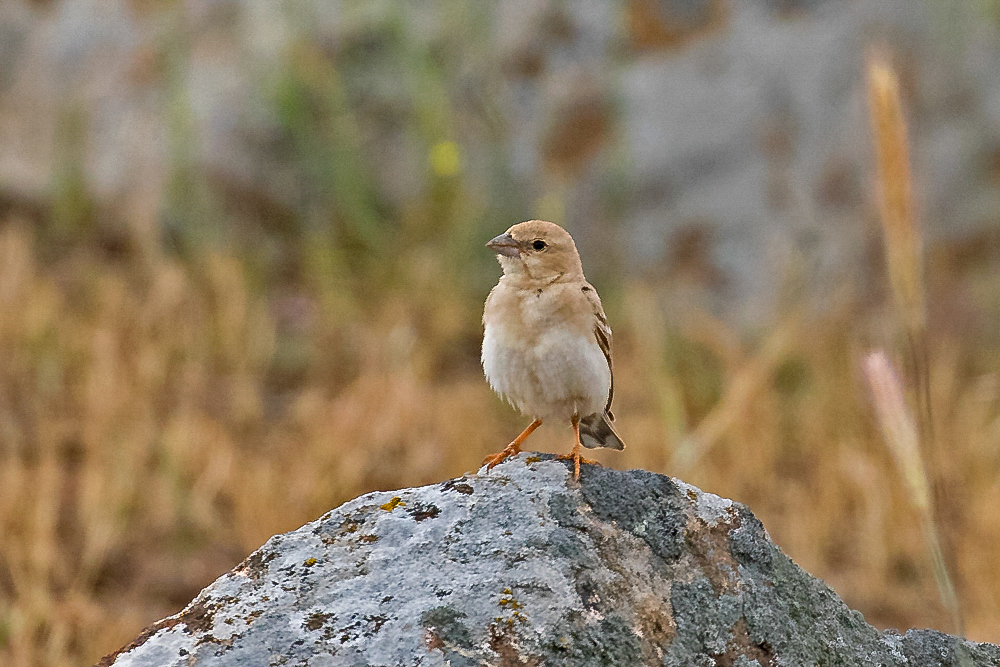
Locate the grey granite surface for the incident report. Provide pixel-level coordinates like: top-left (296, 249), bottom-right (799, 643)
top-left (100, 455), bottom-right (999, 666)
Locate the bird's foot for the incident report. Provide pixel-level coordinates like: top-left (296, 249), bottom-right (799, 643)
top-left (555, 449), bottom-right (601, 481)
top-left (482, 420), bottom-right (542, 473)
top-left (482, 441), bottom-right (522, 471)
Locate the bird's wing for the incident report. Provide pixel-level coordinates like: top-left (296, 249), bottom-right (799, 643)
top-left (582, 283), bottom-right (615, 417)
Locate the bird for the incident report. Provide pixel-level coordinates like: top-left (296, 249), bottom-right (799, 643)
top-left (480, 219), bottom-right (624, 480)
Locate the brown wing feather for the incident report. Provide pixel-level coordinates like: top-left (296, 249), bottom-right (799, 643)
top-left (583, 284), bottom-right (614, 417)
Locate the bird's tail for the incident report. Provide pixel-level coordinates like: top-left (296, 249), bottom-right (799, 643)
top-left (579, 411), bottom-right (625, 450)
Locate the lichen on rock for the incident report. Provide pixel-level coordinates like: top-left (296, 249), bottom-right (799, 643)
top-left (99, 455), bottom-right (1000, 666)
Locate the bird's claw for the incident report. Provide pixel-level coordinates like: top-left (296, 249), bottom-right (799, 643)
top-left (482, 442), bottom-right (521, 471)
top-left (555, 450), bottom-right (601, 480)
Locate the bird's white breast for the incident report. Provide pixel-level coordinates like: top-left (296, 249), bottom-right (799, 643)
top-left (482, 319), bottom-right (610, 422)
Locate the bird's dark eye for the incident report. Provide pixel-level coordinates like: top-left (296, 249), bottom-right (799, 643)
top-left (532, 240), bottom-right (547, 251)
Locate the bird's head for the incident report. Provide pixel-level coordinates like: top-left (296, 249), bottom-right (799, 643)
top-left (486, 220), bottom-right (584, 283)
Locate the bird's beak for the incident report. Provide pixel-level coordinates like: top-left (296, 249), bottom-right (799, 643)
top-left (486, 232), bottom-right (521, 258)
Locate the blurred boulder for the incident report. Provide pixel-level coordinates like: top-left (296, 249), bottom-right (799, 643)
top-left (3, 1), bottom-right (1000, 315)
top-left (99, 456), bottom-right (999, 666)
top-left (617, 0), bottom-right (1000, 317)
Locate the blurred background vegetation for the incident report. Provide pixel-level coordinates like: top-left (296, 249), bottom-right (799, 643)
top-left (2, 0), bottom-right (1000, 664)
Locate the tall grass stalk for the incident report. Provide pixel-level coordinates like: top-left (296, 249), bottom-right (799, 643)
top-left (866, 56), bottom-right (933, 454)
top-left (866, 56), bottom-right (963, 635)
top-left (863, 352), bottom-right (963, 636)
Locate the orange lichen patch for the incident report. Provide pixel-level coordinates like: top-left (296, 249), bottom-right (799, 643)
top-left (96, 601), bottom-right (218, 666)
top-left (303, 557), bottom-right (317, 567)
top-left (381, 497), bottom-right (405, 512)
top-left (340, 518), bottom-right (362, 533)
top-left (489, 621), bottom-right (542, 665)
top-left (494, 588), bottom-right (530, 632)
top-left (684, 515), bottom-right (741, 595)
top-left (634, 596), bottom-right (676, 646)
top-left (96, 616), bottom-right (184, 667)
top-left (304, 611), bottom-right (333, 632)
top-left (407, 503), bottom-right (441, 522)
top-left (234, 550), bottom-right (277, 581)
top-left (424, 629), bottom-right (446, 651)
top-left (713, 618), bottom-right (776, 667)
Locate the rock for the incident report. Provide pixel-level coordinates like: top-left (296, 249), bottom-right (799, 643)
top-left (99, 455), bottom-right (998, 666)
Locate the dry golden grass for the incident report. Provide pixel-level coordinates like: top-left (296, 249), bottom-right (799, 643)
top-left (868, 56), bottom-right (925, 336)
top-left (0, 213), bottom-right (999, 666)
top-left (866, 56), bottom-right (963, 635)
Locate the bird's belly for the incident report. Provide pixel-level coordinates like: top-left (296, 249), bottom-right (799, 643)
top-left (482, 324), bottom-right (609, 422)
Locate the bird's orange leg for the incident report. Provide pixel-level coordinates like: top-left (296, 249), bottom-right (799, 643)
top-left (482, 419), bottom-right (542, 471)
top-left (556, 415), bottom-right (601, 480)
